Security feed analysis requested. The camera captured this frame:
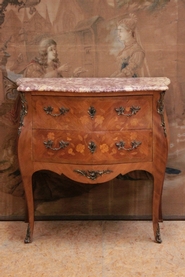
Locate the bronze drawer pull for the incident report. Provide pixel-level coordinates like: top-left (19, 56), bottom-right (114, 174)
top-left (115, 106), bottom-right (140, 117)
top-left (157, 91), bottom-right (167, 137)
top-left (74, 169), bottom-right (113, 180)
top-left (88, 141), bottom-right (96, 153)
top-left (43, 140), bottom-right (69, 151)
top-left (88, 106), bottom-right (96, 118)
top-left (115, 140), bottom-right (141, 151)
top-left (43, 106), bottom-right (69, 117)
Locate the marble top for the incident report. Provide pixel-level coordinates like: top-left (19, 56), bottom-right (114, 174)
top-left (16, 77), bottom-right (170, 92)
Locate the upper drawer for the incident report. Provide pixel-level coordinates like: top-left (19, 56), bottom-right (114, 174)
top-left (32, 95), bottom-right (152, 131)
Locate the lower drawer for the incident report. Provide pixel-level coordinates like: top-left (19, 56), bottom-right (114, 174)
top-left (32, 129), bottom-right (153, 164)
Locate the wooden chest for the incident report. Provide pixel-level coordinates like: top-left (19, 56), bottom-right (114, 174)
top-left (16, 77), bottom-right (170, 243)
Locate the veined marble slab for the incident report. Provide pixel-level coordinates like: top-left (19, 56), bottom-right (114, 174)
top-left (16, 77), bottom-right (170, 92)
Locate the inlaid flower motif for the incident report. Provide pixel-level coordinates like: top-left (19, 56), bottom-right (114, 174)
top-left (80, 115), bottom-right (89, 125)
top-left (76, 143), bottom-right (85, 153)
top-left (100, 144), bottom-right (109, 153)
top-left (111, 148), bottom-right (117, 154)
top-left (68, 148), bottom-right (75, 155)
top-left (95, 115), bottom-right (104, 125)
top-left (47, 132), bottom-right (55, 140)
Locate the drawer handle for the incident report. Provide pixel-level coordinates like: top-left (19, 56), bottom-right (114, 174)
top-left (74, 169), bottom-right (113, 180)
top-left (88, 141), bottom-right (96, 153)
top-left (88, 106), bottom-right (96, 118)
top-left (43, 140), bottom-right (69, 151)
top-left (43, 106), bottom-right (69, 117)
top-left (115, 140), bottom-right (141, 151)
top-left (115, 106), bottom-right (140, 117)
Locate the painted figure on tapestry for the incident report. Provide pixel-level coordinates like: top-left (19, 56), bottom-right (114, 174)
top-left (111, 14), bottom-right (145, 78)
top-left (24, 38), bottom-right (86, 78)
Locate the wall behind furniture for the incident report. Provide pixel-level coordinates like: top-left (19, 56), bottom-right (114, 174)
top-left (0, 0), bottom-right (184, 220)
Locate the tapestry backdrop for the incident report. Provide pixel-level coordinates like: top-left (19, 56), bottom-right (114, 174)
top-left (0, 0), bottom-right (184, 220)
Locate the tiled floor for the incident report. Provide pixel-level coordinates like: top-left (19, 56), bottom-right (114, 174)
top-left (0, 220), bottom-right (185, 277)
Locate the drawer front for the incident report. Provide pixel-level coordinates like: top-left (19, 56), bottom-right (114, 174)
top-left (91, 96), bottom-right (152, 131)
top-left (32, 96), bottom-right (92, 131)
top-left (32, 129), bottom-right (153, 164)
top-left (32, 95), bottom-right (152, 131)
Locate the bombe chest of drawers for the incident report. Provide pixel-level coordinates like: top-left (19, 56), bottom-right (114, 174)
top-left (16, 77), bottom-right (170, 243)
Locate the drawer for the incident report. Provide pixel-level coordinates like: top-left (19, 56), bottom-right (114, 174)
top-left (32, 95), bottom-right (152, 131)
top-left (32, 129), bottom-right (153, 164)
top-left (32, 96), bottom-right (92, 131)
top-left (92, 96), bottom-right (152, 131)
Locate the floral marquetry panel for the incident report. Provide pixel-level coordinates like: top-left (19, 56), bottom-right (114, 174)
top-left (32, 129), bottom-right (153, 164)
top-left (31, 94), bottom-right (153, 130)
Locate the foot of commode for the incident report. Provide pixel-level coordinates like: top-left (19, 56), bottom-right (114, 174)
top-left (24, 224), bottom-right (32, 243)
top-left (155, 223), bottom-right (162, 243)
